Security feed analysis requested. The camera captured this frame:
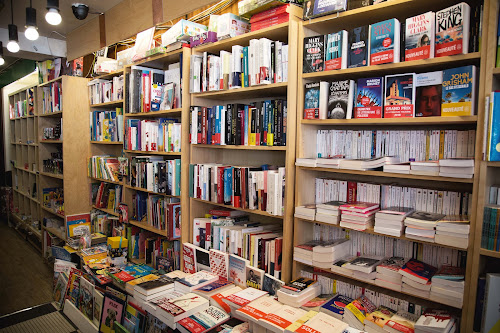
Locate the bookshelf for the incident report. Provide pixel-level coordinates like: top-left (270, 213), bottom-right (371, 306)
top-left (188, 5), bottom-right (302, 283)
top-left (293, 0), bottom-right (491, 330)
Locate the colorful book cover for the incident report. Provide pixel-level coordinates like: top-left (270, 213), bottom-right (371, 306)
top-left (441, 65), bottom-right (476, 116)
top-left (282, 277), bottom-right (317, 293)
top-left (210, 249), bottom-right (229, 280)
top-left (377, 257), bottom-right (407, 273)
top-left (399, 258), bottom-right (438, 283)
top-left (99, 293), bottom-right (126, 333)
top-left (79, 277), bottom-right (95, 320)
top-left (228, 254), bottom-right (249, 287)
top-left (415, 71), bottom-right (442, 117)
top-left (66, 213), bottom-right (91, 238)
top-left (370, 18), bottom-right (400, 65)
top-left (262, 273), bottom-right (285, 296)
top-left (303, 35), bottom-right (325, 73)
top-left (348, 26), bottom-right (369, 68)
top-left (354, 77), bottom-right (383, 118)
top-left (365, 306), bottom-right (396, 328)
top-left (325, 31), bottom-right (348, 70)
top-left (405, 12), bottom-right (435, 61)
top-left (328, 80), bottom-right (354, 119)
top-left (53, 272), bottom-right (69, 307)
top-left (246, 266), bottom-right (265, 289)
top-left (304, 82), bottom-right (321, 119)
top-left (384, 311), bottom-right (419, 332)
top-left (345, 296), bottom-right (375, 323)
top-left (435, 3), bottom-right (470, 57)
top-left (384, 73), bottom-right (415, 118)
top-left (320, 294), bottom-right (353, 317)
top-left (488, 92), bottom-right (500, 161)
top-left (66, 268), bottom-right (83, 307)
top-left (183, 243), bottom-right (197, 274)
top-left (195, 280), bottom-right (233, 294)
top-left (312, 0), bottom-right (347, 17)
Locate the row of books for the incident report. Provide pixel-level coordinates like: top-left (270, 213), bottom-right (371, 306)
top-left (481, 205), bottom-right (500, 252)
top-left (189, 163), bottom-right (286, 216)
top-left (190, 39), bottom-right (289, 93)
top-left (90, 208), bottom-right (120, 236)
top-left (9, 100), bottom-right (27, 119)
top-left (88, 75), bottom-right (124, 105)
top-left (126, 228), bottom-right (181, 269)
top-left (91, 182), bottom-right (122, 213)
top-left (190, 100), bottom-right (287, 146)
top-left (41, 82), bottom-right (62, 114)
top-left (314, 128), bottom-right (476, 162)
top-left (146, 195), bottom-right (181, 237)
top-left (127, 63), bottom-right (182, 114)
top-left (90, 109), bottom-right (124, 142)
top-left (248, 4), bottom-right (290, 32)
top-left (129, 156), bottom-right (181, 196)
top-left (42, 150), bottom-right (63, 175)
top-left (304, 66), bottom-right (477, 120)
top-left (124, 118), bottom-right (181, 152)
top-left (42, 187), bottom-right (64, 216)
top-left (304, 3), bottom-right (477, 72)
top-left (87, 155), bottom-right (120, 182)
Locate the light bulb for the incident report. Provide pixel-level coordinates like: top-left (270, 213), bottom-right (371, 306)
top-left (7, 40), bottom-right (20, 53)
top-left (25, 26), bottom-right (39, 41)
top-left (0, 58), bottom-right (5, 66)
top-left (45, 8), bottom-right (61, 25)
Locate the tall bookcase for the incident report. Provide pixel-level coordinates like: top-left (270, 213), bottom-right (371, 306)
top-left (38, 76), bottom-right (91, 244)
top-left (188, 5), bottom-right (302, 282)
top-left (9, 84), bottom-right (42, 248)
top-left (293, 0), bottom-right (490, 331)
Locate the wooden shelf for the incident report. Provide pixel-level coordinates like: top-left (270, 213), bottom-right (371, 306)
top-left (92, 205), bottom-right (119, 217)
top-left (28, 225), bottom-right (42, 240)
top-left (90, 99), bottom-right (124, 107)
top-left (124, 108), bottom-right (182, 117)
top-left (487, 161), bottom-right (500, 167)
top-left (479, 248), bottom-right (500, 259)
top-left (123, 149), bottom-right (181, 156)
top-left (40, 172), bottom-right (64, 180)
top-left (301, 116), bottom-right (478, 126)
top-left (39, 110), bottom-right (63, 117)
top-left (298, 166), bottom-right (474, 183)
top-left (124, 184), bottom-right (180, 198)
top-left (303, 53), bottom-right (481, 80)
top-left (41, 206), bottom-right (65, 219)
top-left (129, 48), bottom-right (184, 69)
top-left (41, 139), bottom-right (62, 143)
top-left (492, 67), bottom-right (500, 75)
top-left (192, 82), bottom-right (287, 100)
top-left (38, 76), bottom-right (62, 87)
top-left (191, 197), bottom-right (284, 219)
top-left (15, 166), bottom-right (38, 175)
top-left (129, 258), bottom-right (147, 265)
top-left (90, 69), bottom-right (124, 80)
top-left (90, 177), bottom-right (123, 185)
top-left (295, 260), bottom-right (462, 310)
top-left (90, 141), bottom-right (123, 145)
top-left (127, 219), bottom-right (169, 237)
top-left (14, 189), bottom-right (40, 204)
top-left (296, 216), bottom-right (467, 251)
top-left (44, 225), bottom-right (67, 240)
top-left (192, 144), bottom-right (287, 151)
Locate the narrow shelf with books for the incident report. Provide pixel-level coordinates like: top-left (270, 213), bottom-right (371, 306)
top-left (295, 0), bottom-right (491, 330)
top-left (188, 5), bottom-right (302, 283)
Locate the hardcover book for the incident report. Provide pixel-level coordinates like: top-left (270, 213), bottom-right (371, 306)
top-left (304, 82), bottom-right (321, 119)
top-left (435, 3), bottom-right (470, 57)
top-left (303, 36), bottom-right (325, 73)
top-left (384, 73), bottom-right (416, 118)
top-left (348, 26), bottom-right (369, 68)
top-left (415, 71), bottom-right (442, 117)
top-left (405, 12), bottom-right (435, 61)
top-left (354, 77), bottom-right (383, 118)
top-left (325, 31), bottom-right (348, 70)
top-left (99, 293), bottom-right (126, 333)
top-left (370, 18), bottom-right (401, 65)
top-left (328, 80), bottom-right (355, 119)
top-left (441, 65), bottom-right (476, 116)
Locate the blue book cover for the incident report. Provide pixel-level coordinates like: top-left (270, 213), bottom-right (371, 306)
top-left (244, 105), bottom-right (249, 145)
top-left (207, 107), bottom-right (213, 145)
top-left (489, 92), bottom-right (500, 161)
top-left (320, 294), bottom-right (353, 317)
top-left (224, 167), bottom-right (233, 205)
top-left (325, 31), bottom-right (347, 70)
top-left (354, 77), bottom-right (383, 118)
top-left (194, 279), bottom-right (233, 293)
top-left (441, 65), bottom-right (476, 116)
top-left (348, 26), bottom-right (369, 68)
top-left (243, 47), bottom-right (249, 87)
top-left (370, 18), bottom-right (400, 65)
top-left (312, 0), bottom-right (347, 17)
top-left (304, 82), bottom-right (320, 119)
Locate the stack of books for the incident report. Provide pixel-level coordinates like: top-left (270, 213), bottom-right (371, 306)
top-left (374, 207), bottom-right (415, 237)
top-left (375, 257), bottom-right (407, 292)
top-left (430, 265), bottom-right (465, 307)
top-left (315, 201), bottom-right (345, 224)
top-left (294, 204), bottom-right (316, 220)
top-left (439, 158), bottom-right (475, 178)
top-left (312, 239), bottom-right (350, 269)
top-left (415, 310), bottom-right (456, 333)
top-left (339, 202), bottom-right (380, 231)
top-left (383, 162), bottom-right (410, 174)
top-left (338, 157), bottom-right (400, 171)
top-left (364, 306), bottom-right (396, 333)
top-left (410, 161), bottom-right (439, 176)
top-left (319, 294), bottom-right (353, 320)
top-left (277, 277), bottom-right (321, 307)
top-left (434, 215), bottom-right (470, 249)
top-left (343, 295), bottom-right (376, 331)
top-left (177, 306), bottom-right (230, 333)
top-left (294, 240), bottom-right (323, 266)
top-left (134, 276), bottom-right (176, 303)
top-left (399, 259), bottom-right (437, 298)
top-left (331, 256), bottom-right (357, 277)
top-left (404, 211), bottom-right (445, 243)
top-left (384, 311), bottom-right (420, 333)
top-left (342, 255), bottom-right (384, 281)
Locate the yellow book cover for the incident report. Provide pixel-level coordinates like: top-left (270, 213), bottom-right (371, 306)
top-left (285, 311), bottom-right (318, 332)
top-left (126, 274), bottom-right (159, 288)
top-left (107, 189), bottom-right (116, 210)
top-left (103, 118), bottom-right (110, 141)
top-left (441, 66), bottom-right (476, 116)
top-left (364, 306), bottom-right (396, 328)
top-left (249, 107), bottom-right (256, 146)
top-left (425, 131), bottom-right (430, 160)
top-left (439, 130), bottom-right (445, 159)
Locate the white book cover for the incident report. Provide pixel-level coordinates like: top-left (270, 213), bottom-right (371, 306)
top-left (236, 295), bottom-right (282, 322)
top-left (295, 312), bottom-right (348, 333)
top-left (259, 38), bottom-right (272, 85)
top-left (224, 287), bottom-right (268, 307)
top-left (229, 254), bottom-right (249, 287)
top-left (482, 273), bottom-right (500, 333)
top-left (435, 2), bottom-right (470, 57)
top-left (405, 12), bottom-right (435, 61)
top-left (260, 305), bottom-right (307, 332)
top-left (157, 292), bottom-right (210, 322)
top-left (282, 45), bottom-right (288, 82)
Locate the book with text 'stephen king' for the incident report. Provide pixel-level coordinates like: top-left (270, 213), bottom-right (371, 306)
top-left (435, 3), bottom-right (470, 57)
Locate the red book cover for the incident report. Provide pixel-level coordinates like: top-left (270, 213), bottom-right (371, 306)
top-left (241, 168), bottom-right (247, 210)
top-left (183, 244), bottom-right (197, 274)
top-left (217, 167), bottom-right (226, 204)
top-left (197, 108), bottom-right (202, 144)
top-left (274, 238), bottom-right (282, 273)
top-left (399, 258), bottom-right (437, 283)
top-left (196, 165), bottom-right (202, 199)
top-left (178, 317), bottom-right (206, 333)
top-left (347, 182), bottom-right (357, 203)
top-left (250, 4), bottom-right (288, 23)
top-left (251, 14), bottom-right (290, 31)
top-left (114, 271), bottom-right (135, 282)
top-left (201, 107), bottom-right (207, 144)
top-left (233, 168), bottom-right (241, 208)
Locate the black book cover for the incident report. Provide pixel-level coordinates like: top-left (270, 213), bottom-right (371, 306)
top-left (259, 102), bottom-right (265, 146)
top-left (282, 100), bottom-right (287, 146)
top-left (233, 167), bottom-right (241, 207)
top-left (226, 104), bottom-right (232, 145)
top-left (231, 104), bottom-right (237, 145)
top-left (328, 80), bottom-right (352, 119)
top-left (400, 21), bottom-right (406, 63)
top-left (276, 99), bottom-right (283, 146)
top-left (158, 161), bottom-right (167, 193)
top-left (270, 42), bottom-right (275, 83)
top-left (348, 26), bottom-right (369, 68)
top-left (255, 102), bottom-right (262, 146)
top-left (131, 69), bottom-right (142, 113)
top-left (197, 107), bottom-right (202, 145)
top-left (236, 104), bottom-right (243, 145)
top-left (303, 35), bottom-right (325, 73)
top-left (347, 0), bottom-right (372, 10)
top-left (273, 100), bottom-right (278, 146)
top-left (199, 228), bottom-right (206, 249)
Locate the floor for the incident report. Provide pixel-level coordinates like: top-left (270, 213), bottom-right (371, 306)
top-left (0, 219), bottom-right (53, 316)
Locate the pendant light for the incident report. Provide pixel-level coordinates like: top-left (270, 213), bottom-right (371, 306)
top-left (7, 0), bottom-right (20, 53)
top-left (0, 42), bottom-right (5, 66)
top-left (46, 0), bottom-right (62, 25)
top-left (25, 0), bottom-right (39, 41)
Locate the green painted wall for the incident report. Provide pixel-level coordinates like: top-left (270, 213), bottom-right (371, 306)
top-left (0, 59), bottom-right (37, 89)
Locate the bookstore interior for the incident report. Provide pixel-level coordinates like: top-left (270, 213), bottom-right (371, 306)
top-left (2, 0), bottom-right (500, 332)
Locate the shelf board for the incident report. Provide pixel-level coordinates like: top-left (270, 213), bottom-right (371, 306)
top-left (90, 99), bottom-right (124, 107)
top-left (193, 23), bottom-right (289, 53)
top-left (191, 197), bottom-right (283, 219)
top-left (479, 248), bottom-right (500, 259)
top-left (487, 161), bottom-right (500, 167)
top-left (15, 166), bottom-right (38, 175)
top-left (127, 220), bottom-right (169, 237)
top-left (90, 69), bottom-right (124, 80)
top-left (39, 76), bottom-right (62, 87)
top-left (41, 139), bottom-right (63, 144)
top-left (90, 141), bottom-right (123, 145)
top-left (129, 257), bottom-right (147, 265)
top-left (124, 108), bottom-right (182, 117)
top-left (123, 149), bottom-right (181, 156)
top-left (39, 111), bottom-right (63, 117)
top-left (492, 67), bottom-right (500, 75)
top-left (124, 184), bottom-right (180, 198)
top-left (296, 216), bottom-right (467, 251)
top-left (130, 48), bottom-right (184, 69)
top-left (192, 82), bottom-right (287, 100)
top-left (92, 205), bottom-right (119, 217)
top-left (302, 53), bottom-right (481, 80)
top-left (298, 166), bottom-right (474, 183)
top-left (192, 144), bottom-right (287, 151)
top-left (90, 177), bottom-right (123, 185)
top-left (13, 189), bottom-right (40, 204)
top-left (44, 225), bottom-right (67, 241)
top-left (28, 225), bottom-right (42, 240)
top-left (295, 260), bottom-right (462, 309)
top-left (41, 206), bottom-right (65, 219)
top-left (301, 116), bottom-right (478, 126)
top-left (40, 172), bottom-right (64, 180)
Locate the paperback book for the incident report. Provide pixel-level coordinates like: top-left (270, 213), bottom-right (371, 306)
top-left (304, 82), bottom-right (321, 119)
top-left (441, 65), bottom-right (476, 116)
top-left (303, 36), bottom-right (325, 73)
top-left (354, 77), bottom-right (383, 118)
top-left (405, 12), bottom-right (435, 61)
top-left (435, 3), bottom-right (470, 57)
top-left (384, 73), bottom-right (415, 118)
top-left (370, 18), bottom-right (400, 65)
top-left (325, 31), bottom-right (348, 70)
top-left (348, 26), bottom-right (369, 68)
top-left (327, 80), bottom-right (355, 119)
top-left (415, 71), bottom-right (442, 117)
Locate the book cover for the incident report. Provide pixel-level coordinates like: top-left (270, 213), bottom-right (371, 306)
top-left (210, 249), bottom-right (229, 280)
top-left (303, 36), bottom-right (325, 73)
top-left (99, 293), bottom-right (126, 333)
top-left (178, 306), bottom-right (230, 332)
top-left (370, 19), bottom-right (400, 65)
top-left (295, 312), bottom-right (348, 333)
top-left (312, 0), bottom-right (347, 18)
top-left (415, 71), bottom-right (442, 117)
top-left (354, 77), bottom-right (383, 118)
top-left (415, 310), bottom-right (453, 331)
top-left (384, 311), bottom-right (419, 333)
top-left (183, 243), bottom-right (197, 274)
top-left (483, 273), bottom-right (500, 333)
top-left (196, 247), bottom-right (211, 272)
top-left (246, 266), bottom-right (265, 289)
top-left (435, 3), bottom-right (470, 57)
top-left (405, 12), bottom-right (435, 61)
top-left (79, 277), bottom-right (95, 320)
top-left (399, 258), bottom-right (438, 283)
top-left (225, 288), bottom-right (268, 306)
top-left (328, 80), bottom-right (354, 119)
top-left (488, 92), bottom-right (500, 161)
top-left (325, 31), bottom-right (348, 70)
top-left (441, 65), bottom-right (476, 116)
top-left (66, 213), bottom-right (91, 239)
top-left (364, 306), bottom-right (396, 328)
top-left (345, 296), bottom-right (376, 323)
top-left (229, 254), bottom-right (249, 287)
top-left (304, 82), bottom-right (321, 119)
top-left (93, 290), bottom-right (104, 327)
top-left (282, 277), bottom-right (317, 293)
top-left (384, 73), bottom-right (415, 118)
top-left (53, 272), bottom-right (69, 307)
top-left (377, 257), bottom-right (407, 273)
top-left (262, 273), bottom-right (285, 296)
top-left (348, 26), bottom-right (369, 68)
top-left (320, 294), bottom-right (353, 317)
top-left (177, 271), bottom-right (219, 288)
top-left (135, 276), bottom-right (175, 293)
top-left (194, 280), bottom-right (233, 294)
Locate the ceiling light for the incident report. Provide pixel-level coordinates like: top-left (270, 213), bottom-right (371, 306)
top-left (7, 24), bottom-right (20, 53)
top-left (0, 42), bottom-right (5, 66)
top-left (25, 3), bottom-right (39, 41)
top-left (46, 0), bottom-right (61, 25)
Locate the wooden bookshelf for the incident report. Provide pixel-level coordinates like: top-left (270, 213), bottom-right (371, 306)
top-left (127, 108), bottom-right (182, 117)
top-left (479, 248), bottom-right (500, 259)
top-left (123, 184), bottom-right (180, 198)
top-left (191, 197), bottom-right (285, 219)
top-left (40, 139), bottom-right (62, 143)
top-left (92, 205), bottom-right (119, 217)
top-left (90, 100), bottom-right (124, 107)
top-left (90, 141), bottom-right (123, 145)
top-left (192, 82), bottom-right (288, 100)
top-left (123, 149), bottom-right (181, 156)
top-left (90, 177), bottom-right (123, 185)
top-left (128, 220), bottom-right (170, 237)
top-left (38, 76), bottom-right (62, 87)
top-left (301, 116), bottom-right (478, 126)
top-left (39, 172), bottom-right (64, 180)
top-left (192, 144), bottom-right (288, 151)
top-left (39, 110), bottom-right (63, 117)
